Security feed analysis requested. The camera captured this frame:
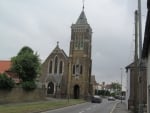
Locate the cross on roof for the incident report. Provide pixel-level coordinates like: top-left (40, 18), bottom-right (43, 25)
top-left (57, 41), bottom-right (59, 47)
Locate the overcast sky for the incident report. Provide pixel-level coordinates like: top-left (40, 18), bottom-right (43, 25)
top-left (0, 0), bottom-right (147, 90)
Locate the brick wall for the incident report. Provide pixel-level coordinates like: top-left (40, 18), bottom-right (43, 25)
top-left (0, 88), bottom-right (45, 104)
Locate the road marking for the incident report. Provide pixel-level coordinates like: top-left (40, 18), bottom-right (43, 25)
top-left (110, 102), bottom-right (119, 113)
top-left (86, 107), bottom-right (91, 111)
top-left (92, 105), bottom-right (97, 108)
top-left (79, 111), bottom-right (85, 113)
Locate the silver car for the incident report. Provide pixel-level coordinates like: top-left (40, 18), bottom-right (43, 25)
top-left (108, 96), bottom-right (115, 101)
top-left (91, 95), bottom-right (102, 103)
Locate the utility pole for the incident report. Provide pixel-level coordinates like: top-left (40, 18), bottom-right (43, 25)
top-left (138, 0), bottom-right (143, 113)
top-left (134, 10), bottom-right (139, 113)
top-left (135, 10), bottom-right (138, 64)
top-left (138, 0), bottom-right (142, 59)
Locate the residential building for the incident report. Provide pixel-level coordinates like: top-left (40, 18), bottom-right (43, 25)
top-left (91, 75), bottom-right (98, 95)
top-left (0, 60), bottom-right (20, 84)
top-left (126, 62), bottom-right (147, 111)
top-left (0, 60), bottom-right (11, 74)
top-left (142, 0), bottom-right (150, 112)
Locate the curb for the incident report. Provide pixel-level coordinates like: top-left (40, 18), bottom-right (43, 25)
top-left (110, 102), bottom-right (119, 113)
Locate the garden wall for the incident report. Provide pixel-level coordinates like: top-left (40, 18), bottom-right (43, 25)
top-left (0, 88), bottom-right (46, 104)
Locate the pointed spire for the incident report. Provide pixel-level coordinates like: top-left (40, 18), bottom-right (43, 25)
top-left (76, 10), bottom-right (88, 25)
top-left (75, 0), bottom-right (88, 25)
top-left (82, 0), bottom-right (85, 11)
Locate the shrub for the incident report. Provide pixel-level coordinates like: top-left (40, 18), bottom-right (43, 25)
top-left (0, 73), bottom-right (15, 90)
top-left (22, 81), bottom-right (36, 91)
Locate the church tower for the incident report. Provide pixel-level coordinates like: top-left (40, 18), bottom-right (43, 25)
top-left (68, 7), bottom-right (92, 99)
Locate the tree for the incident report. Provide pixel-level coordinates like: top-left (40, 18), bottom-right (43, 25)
top-left (11, 46), bottom-right (41, 90)
top-left (110, 82), bottom-right (121, 95)
top-left (0, 73), bottom-right (15, 90)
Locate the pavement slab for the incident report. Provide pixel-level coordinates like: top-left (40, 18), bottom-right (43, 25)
top-left (112, 102), bottom-right (132, 113)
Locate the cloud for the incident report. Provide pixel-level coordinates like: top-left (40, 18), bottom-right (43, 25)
top-left (0, 0), bottom-right (147, 89)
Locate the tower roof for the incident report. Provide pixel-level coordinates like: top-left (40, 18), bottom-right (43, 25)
top-left (76, 10), bottom-right (88, 25)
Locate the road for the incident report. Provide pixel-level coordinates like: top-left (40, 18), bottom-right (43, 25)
top-left (41, 99), bottom-right (118, 113)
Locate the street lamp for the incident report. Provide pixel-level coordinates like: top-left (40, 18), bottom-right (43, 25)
top-left (120, 68), bottom-right (123, 104)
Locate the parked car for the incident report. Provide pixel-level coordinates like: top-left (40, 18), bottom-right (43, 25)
top-left (108, 96), bottom-right (115, 101)
top-left (91, 95), bottom-right (102, 103)
top-left (119, 96), bottom-right (125, 100)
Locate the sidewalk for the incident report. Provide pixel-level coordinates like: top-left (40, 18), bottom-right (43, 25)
top-left (112, 102), bottom-right (132, 113)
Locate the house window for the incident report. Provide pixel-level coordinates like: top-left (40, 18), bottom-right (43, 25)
top-left (59, 61), bottom-right (63, 74)
top-left (49, 60), bottom-right (53, 74)
top-left (54, 56), bottom-right (58, 74)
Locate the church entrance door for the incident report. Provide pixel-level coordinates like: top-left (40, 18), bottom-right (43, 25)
top-left (74, 85), bottom-right (80, 99)
top-left (47, 82), bottom-right (54, 94)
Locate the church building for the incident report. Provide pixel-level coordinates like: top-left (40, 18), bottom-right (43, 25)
top-left (40, 7), bottom-right (93, 99)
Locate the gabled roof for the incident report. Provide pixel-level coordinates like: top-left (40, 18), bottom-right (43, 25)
top-left (126, 62), bottom-right (135, 69)
top-left (44, 43), bottom-right (68, 64)
top-left (51, 44), bottom-right (68, 59)
top-left (0, 61), bottom-right (21, 83)
top-left (76, 10), bottom-right (88, 25)
top-left (0, 60), bottom-right (11, 73)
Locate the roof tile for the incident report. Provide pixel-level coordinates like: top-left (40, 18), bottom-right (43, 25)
top-left (0, 60), bottom-right (11, 73)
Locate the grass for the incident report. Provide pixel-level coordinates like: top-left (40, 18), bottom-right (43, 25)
top-left (0, 99), bottom-right (86, 113)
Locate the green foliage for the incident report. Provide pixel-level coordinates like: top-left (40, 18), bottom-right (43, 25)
top-left (95, 89), bottom-right (110, 96)
top-left (111, 92), bottom-right (115, 97)
top-left (0, 99), bottom-right (85, 113)
top-left (22, 81), bottom-right (36, 91)
top-left (11, 46), bottom-right (41, 82)
top-left (111, 82), bottom-right (121, 92)
top-left (18, 46), bottom-right (33, 56)
top-left (0, 73), bottom-right (15, 90)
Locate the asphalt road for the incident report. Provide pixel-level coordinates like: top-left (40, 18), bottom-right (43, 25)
top-left (41, 99), bottom-right (118, 113)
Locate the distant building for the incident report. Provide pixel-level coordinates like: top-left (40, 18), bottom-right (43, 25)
top-left (0, 60), bottom-right (11, 74)
top-left (0, 60), bottom-right (20, 84)
top-left (40, 8), bottom-right (93, 99)
top-left (126, 62), bottom-right (147, 110)
top-left (91, 75), bottom-right (98, 95)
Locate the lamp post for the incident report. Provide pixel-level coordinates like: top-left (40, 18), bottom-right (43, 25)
top-left (120, 68), bottom-right (123, 103)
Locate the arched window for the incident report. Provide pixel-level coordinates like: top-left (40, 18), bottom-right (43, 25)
top-left (49, 60), bottom-right (53, 74)
top-left (54, 56), bottom-right (58, 74)
top-left (59, 61), bottom-right (63, 74)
